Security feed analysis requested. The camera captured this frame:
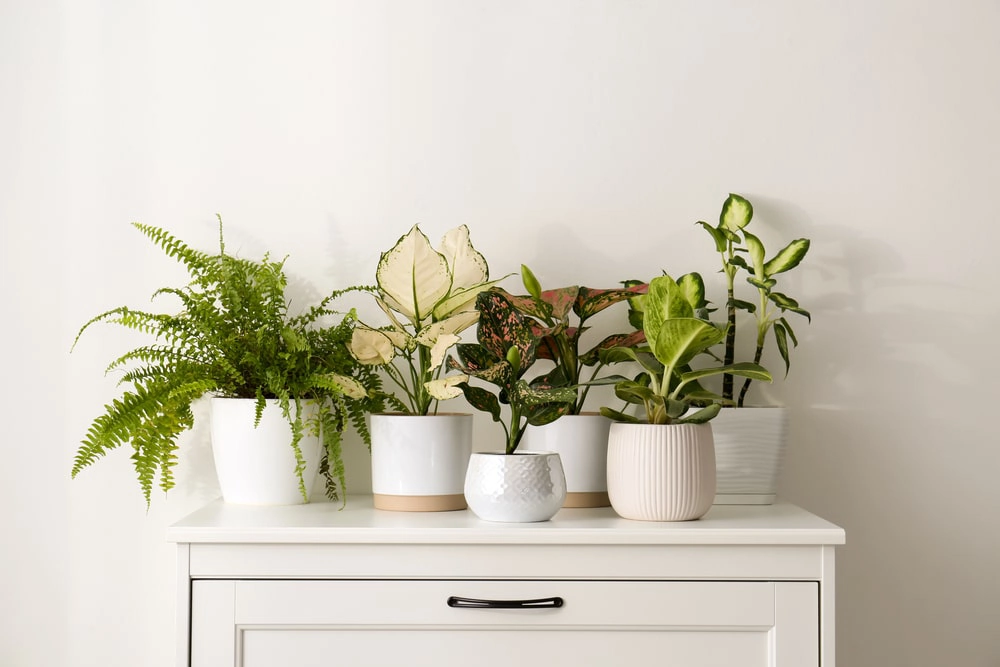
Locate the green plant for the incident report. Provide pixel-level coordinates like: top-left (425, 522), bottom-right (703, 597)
top-left (449, 289), bottom-right (577, 454)
top-left (599, 274), bottom-right (772, 425)
top-left (493, 265), bottom-right (648, 416)
top-left (71, 218), bottom-right (384, 505)
top-left (697, 194), bottom-right (811, 406)
top-left (348, 225), bottom-right (505, 415)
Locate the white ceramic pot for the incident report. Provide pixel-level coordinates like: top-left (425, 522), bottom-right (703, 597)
top-left (464, 451), bottom-right (567, 523)
top-left (711, 407), bottom-right (788, 504)
top-left (370, 413), bottom-right (472, 511)
top-left (520, 414), bottom-right (611, 507)
top-left (606, 422), bottom-right (715, 522)
top-left (211, 398), bottom-right (321, 505)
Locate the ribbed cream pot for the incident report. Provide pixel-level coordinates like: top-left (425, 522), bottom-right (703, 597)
top-left (606, 422), bottom-right (716, 522)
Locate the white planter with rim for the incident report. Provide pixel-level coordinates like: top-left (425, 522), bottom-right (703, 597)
top-left (606, 422), bottom-right (716, 522)
top-left (370, 413), bottom-right (472, 512)
top-left (464, 451), bottom-right (566, 523)
top-left (519, 414), bottom-right (611, 507)
top-left (711, 406), bottom-right (788, 505)
top-left (211, 397), bottom-right (321, 505)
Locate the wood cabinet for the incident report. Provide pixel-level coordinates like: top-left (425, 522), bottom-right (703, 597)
top-left (168, 499), bottom-right (844, 667)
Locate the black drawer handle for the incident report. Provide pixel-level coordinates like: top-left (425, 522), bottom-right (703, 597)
top-left (447, 596), bottom-right (564, 609)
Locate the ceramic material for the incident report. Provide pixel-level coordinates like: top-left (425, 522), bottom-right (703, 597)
top-left (464, 451), bottom-right (567, 523)
top-left (520, 414), bottom-right (611, 507)
top-left (370, 413), bottom-right (473, 511)
top-left (211, 398), bottom-right (321, 505)
top-left (607, 422), bottom-right (716, 522)
top-left (711, 407), bottom-right (788, 505)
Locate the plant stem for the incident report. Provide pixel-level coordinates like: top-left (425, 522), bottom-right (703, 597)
top-left (722, 240), bottom-right (737, 401)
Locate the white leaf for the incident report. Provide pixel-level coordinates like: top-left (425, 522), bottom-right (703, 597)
top-left (327, 374), bottom-right (367, 400)
top-left (439, 225), bottom-right (488, 292)
top-left (415, 310), bottom-right (479, 347)
top-left (427, 333), bottom-right (461, 371)
top-left (376, 225), bottom-right (451, 324)
top-left (348, 328), bottom-right (395, 365)
top-left (425, 374), bottom-right (468, 400)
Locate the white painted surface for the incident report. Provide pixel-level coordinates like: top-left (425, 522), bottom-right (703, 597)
top-left (4, 2), bottom-right (1000, 666)
top-left (370, 413), bottom-right (472, 495)
top-left (520, 413), bottom-right (611, 494)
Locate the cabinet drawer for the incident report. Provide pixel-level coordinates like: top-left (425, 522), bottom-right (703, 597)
top-left (192, 579), bottom-right (819, 666)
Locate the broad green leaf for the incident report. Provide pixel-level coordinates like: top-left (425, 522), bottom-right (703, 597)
top-left (680, 362), bottom-right (772, 385)
top-left (439, 225), bottom-right (488, 292)
top-left (743, 230), bottom-right (766, 276)
top-left (510, 380), bottom-right (576, 407)
top-left (643, 274), bottom-right (694, 351)
top-left (651, 318), bottom-right (727, 371)
top-left (377, 225), bottom-right (451, 324)
top-left (599, 406), bottom-right (641, 423)
top-left (459, 383), bottom-right (502, 422)
top-left (676, 273), bottom-right (707, 310)
top-left (720, 193), bottom-right (753, 233)
top-left (521, 264), bottom-right (543, 300)
top-left (768, 293), bottom-right (810, 321)
top-left (614, 380), bottom-right (656, 405)
top-left (425, 374), bottom-right (468, 400)
top-left (454, 343), bottom-right (497, 373)
top-left (696, 220), bottom-right (727, 253)
top-left (729, 255), bottom-right (750, 271)
top-left (764, 238), bottom-right (810, 276)
top-left (665, 397), bottom-right (688, 419)
top-left (526, 401), bottom-right (572, 427)
top-left (773, 322), bottom-right (790, 376)
top-left (599, 345), bottom-right (663, 375)
top-left (649, 396), bottom-right (669, 424)
top-left (747, 276), bottom-right (777, 291)
top-left (677, 403), bottom-right (722, 424)
top-left (732, 298), bottom-right (757, 313)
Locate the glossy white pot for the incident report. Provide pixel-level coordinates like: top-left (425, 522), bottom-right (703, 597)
top-left (370, 413), bottom-right (472, 511)
top-left (211, 398), bottom-right (321, 505)
top-left (464, 451), bottom-right (566, 523)
top-left (711, 407), bottom-right (788, 504)
top-left (520, 414), bottom-right (611, 507)
top-left (607, 422), bottom-right (715, 522)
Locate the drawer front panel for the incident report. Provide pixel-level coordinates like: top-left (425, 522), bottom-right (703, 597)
top-left (235, 579), bottom-right (775, 627)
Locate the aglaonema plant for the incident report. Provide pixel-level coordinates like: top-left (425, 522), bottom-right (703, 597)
top-left (449, 289), bottom-right (577, 454)
top-left (697, 194), bottom-right (811, 406)
top-left (491, 265), bottom-right (649, 416)
top-left (599, 274), bottom-right (772, 425)
top-left (348, 225), bottom-right (506, 415)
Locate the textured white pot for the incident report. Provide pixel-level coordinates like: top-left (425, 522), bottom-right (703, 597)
top-left (370, 413), bottom-right (472, 511)
top-left (711, 407), bottom-right (788, 504)
top-left (211, 398), bottom-right (321, 505)
top-left (607, 422), bottom-right (716, 522)
top-left (464, 451), bottom-right (567, 523)
top-left (519, 414), bottom-right (612, 507)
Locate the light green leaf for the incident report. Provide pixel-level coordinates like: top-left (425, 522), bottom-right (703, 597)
top-left (720, 193), bottom-right (753, 233)
top-left (696, 221), bottom-right (727, 253)
top-left (743, 230), bottom-right (766, 276)
top-left (764, 238), bottom-right (810, 276)
top-left (651, 318), bottom-right (727, 371)
top-left (600, 406), bottom-right (641, 423)
top-left (773, 323), bottom-right (790, 376)
top-left (680, 362), bottom-right (772, 385)
top-left (521, 264), bottom-right (542, 300)
top-left (643, 274), bottom-right (694, 351)
top-left (377, 225), bottom-right (451, 324)
top-left (677, 403), bottom-right (722, 424)
top-left (676, 272), bottom-right (707, 310)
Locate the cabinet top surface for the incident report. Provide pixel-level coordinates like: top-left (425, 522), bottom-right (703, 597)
top-left (167, 497), bottom-right (845, 546)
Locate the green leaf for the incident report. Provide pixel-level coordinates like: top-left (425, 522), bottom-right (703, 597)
top-left (526, 402), bottom-right (572, 427)
top-left (651, 318), bottom-right (727, 372)
top-left (680, 362), bottom-right (772, 385)
top-left (677, 403), bottom-right (722, 424)
top-left (732, 298), bottom-right (757, 313)
top-left (510, 380), bottom-right (577, 408)
top-left (458, 383), bottom-right (502, 422)
top-left (773, 322), bottom-right (791, 376)
top-left (643, 274), bottom-right (694, 351)
top-left (764, 238), bottom-right (810, 276)
top-left (574, 284), bottom-right (647, 320)
top-left (376, 225), bottom-right (451, 323)
top-left (521, 264), bottom-right (543, 301)
top-left (696, 220), bottom-right (727, 253)
top-left (743, 230), bottom-right (766, 276)
top-left (676, 273), bottom-right (707, 310)
top-left (614, 380), bottom-right (656, 405)
top-left (579, 330), bottom-right (646, 366)
top-left (720, 193), bottom-right (753, 233)
top-left (778, 317), bottom-right (799, 347)
top-left (475, 290), bottom-right (537, 373)
top-left (747, 276), bottom-right (777, 291)
top-left (599, 407), bottom-right (641, 423)
top-left (599, 346), bottom-right (663, 375)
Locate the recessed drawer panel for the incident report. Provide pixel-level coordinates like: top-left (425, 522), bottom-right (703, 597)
top-left (233, 579), bottom-right (775, 628)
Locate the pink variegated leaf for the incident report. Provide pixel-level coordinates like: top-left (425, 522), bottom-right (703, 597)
top-left (579, 330), bottom-right (648, 366)
top-left (574, 284), bottom-right (649, 321)
top-left (491, 288), bottom-right (549, 319)
top-left (539, 286), bottom-right (579, 320)
top-left (475, 290), bottom-right (537, 374)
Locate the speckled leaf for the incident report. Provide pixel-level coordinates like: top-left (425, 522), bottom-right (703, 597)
top-left (475, 290), bottom-right (537, 373)
top-left (574, 284), bottom-right (647, 320)
top-left (720, 193), bottom-right (753, 233)
top-left (459, 383), bottom-right (502, 422)
top-left (579, 330), bottom-right (646, 365)
top-left (377, 225), bottom-right (450, 323)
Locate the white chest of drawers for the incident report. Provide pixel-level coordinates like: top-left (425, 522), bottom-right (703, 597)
top-left (168, 498), bottom-right (844, 667)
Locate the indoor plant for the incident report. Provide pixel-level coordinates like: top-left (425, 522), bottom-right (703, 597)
top-left (450, 288), bottom-right (577, 522)
top-left (348, 224), bottom-right (504, 511)
top-left (599, 274), bottom-right (771, 521)
top-left (695, 193), bottom-right (811, 503)
top-left (71, 218), bottom-right (383, 506)
top-left (506, 265), bottom-right (648, 507)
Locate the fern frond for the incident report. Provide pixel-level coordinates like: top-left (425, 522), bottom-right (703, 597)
top-left (132, 222), bottom-right (212, 275)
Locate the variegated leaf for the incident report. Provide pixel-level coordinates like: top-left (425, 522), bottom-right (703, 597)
top-left (696, 220), bottom-right (727, 253)
top-left (425, 374), bottom-right (468, 400)
top-left (439, 225), bottom-right (489, 292)
top-left (348, 328), bottom-right (395, 365)
top-left (579, 330), bottom-right (646, 365)
top-left (574, 283), bottom-right (647, 320)
top-left (743, 230), bottom-right (766, 276)
top-left (475, 290), bottom-right (537, 373)
top-left (720, 193), bottom-right (753, 233)
top-left (415, 310), bottom-right (479, 347)
top-left (675, 273), bottom-right (707, 310)
top-left (376, 225), bottom-right (451, 324)
top-left (652, 318), bottom-right (727, 370)
top-left (459, 383), bottom-right (502, 422)
top-left (764, 238), bottom-right (810, 276)
top-left (643, 275), bottom-right (695, 353)
top-left (540, 286), bottom-right (578, 320)
top-left (427, 333), bottom-right (461, 371)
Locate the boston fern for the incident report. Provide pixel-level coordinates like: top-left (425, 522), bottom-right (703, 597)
top-left (71, 218), bottom-right (384, 505)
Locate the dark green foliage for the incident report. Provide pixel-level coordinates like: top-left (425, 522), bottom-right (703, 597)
top-left (71, 217), bottom-right (383, 506)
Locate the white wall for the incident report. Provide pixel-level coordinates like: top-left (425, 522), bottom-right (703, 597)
top-left (3, 1), bottom-right (998, 665)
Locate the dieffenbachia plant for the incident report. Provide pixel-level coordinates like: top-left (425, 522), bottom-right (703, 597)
top-left (697, 194), bottom-right (811, 406)
top-left (494, 265), bottom-right (648, 415)
top-left (449, 289), bottom-right (577, 454)
top-left (348, 225), bottom-right (505, 415)
top-left (599, 274), bottom-right (772, 425)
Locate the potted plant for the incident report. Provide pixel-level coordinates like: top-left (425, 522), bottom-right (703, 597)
top-left (598, 274), bottom-right (771, 521)
top-left (695, 193), bottom-right (811, 504)
top-left (500, 265), bottom-right (648, 507)
top-left (71, 218), bottom-right (383, 506)
top-left (348, 224), bottom-right (505, 511)
top-left (449, 288), bottom-right (578, 522)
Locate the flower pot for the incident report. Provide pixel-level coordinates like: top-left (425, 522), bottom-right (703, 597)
top-left (710, 407), bottom-right (788, 504)
top-left (606, 422), bottom-right (715, 522)
top-left (464, 451), bottom-right (567, 523)
top-left (370, 413), bottom-right (472, 511)
top-left (211, 398), bottom-right (321, 505)
top-left (519, 414), bottom-right (611, 507)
